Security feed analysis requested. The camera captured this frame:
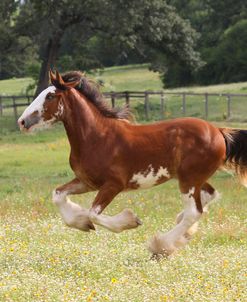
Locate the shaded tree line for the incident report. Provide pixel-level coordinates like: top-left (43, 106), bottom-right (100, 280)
top-left (0, 0), bottom-right (246, 92)
top-left (167, 0), bottom-right (247, 86)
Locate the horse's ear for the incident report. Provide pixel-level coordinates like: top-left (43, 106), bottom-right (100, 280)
top-left (49, 69), bottom-right (80, 90)
top-left (49, 69), bottom-right (56, 84)
top-left (55, 70), bottom-right (65, 86)
top-left (49, 69), bottom-right (67, 90)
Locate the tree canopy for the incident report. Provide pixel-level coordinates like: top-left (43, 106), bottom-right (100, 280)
top-left (167, 0), bottom-right (247, 86)
top-left (0, 0), bottom-right (246, 89)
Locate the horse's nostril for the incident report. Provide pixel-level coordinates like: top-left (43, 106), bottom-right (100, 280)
top-left (18, 119), bottom-right (26, 128)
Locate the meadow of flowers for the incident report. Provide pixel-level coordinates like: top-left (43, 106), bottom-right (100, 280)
top-left (0, 129), bottom-right (246, 301)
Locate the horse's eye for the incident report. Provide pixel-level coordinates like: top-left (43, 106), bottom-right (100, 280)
top-left (47, 94), bottom-right (54, 100)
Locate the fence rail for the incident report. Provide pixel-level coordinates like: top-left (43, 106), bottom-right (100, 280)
top-left (1, 91), bottom-right (247, 129)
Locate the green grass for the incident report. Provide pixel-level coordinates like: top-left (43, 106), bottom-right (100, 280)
top-left (0, 65), bottom-right (163, 96)
top-left (0, 77), bottom-right (34, 96)
top-left (1, 64), bottom-right (247, 95)
top-left (96, 64), bottom-right (163, 91)
top-left (0, 127), bottom-right (247, 301)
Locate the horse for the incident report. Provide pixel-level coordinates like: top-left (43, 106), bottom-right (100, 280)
top-left (18, 70), bottom-right (247, 258)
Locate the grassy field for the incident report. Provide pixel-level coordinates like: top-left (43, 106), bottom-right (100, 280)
top-left (1, 65), bottom-right (247, 301)
top-left (0, 65), bottom-right (162, 96)
top-left (1, 64), bottom-right (247, 95)
top-left (0, 78), bottom-right (34, 96)
top-left (0, 125), bottom-right (247, 301)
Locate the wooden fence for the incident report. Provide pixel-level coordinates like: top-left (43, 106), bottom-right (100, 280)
top-left (1, 91), bottom-right (247, 128)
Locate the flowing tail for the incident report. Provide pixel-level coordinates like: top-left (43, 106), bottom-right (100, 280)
top-left (220, 128), bottom-right (247, 186)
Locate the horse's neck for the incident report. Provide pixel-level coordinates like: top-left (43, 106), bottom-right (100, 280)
top-left (62, 94), bottom-right (107, 157)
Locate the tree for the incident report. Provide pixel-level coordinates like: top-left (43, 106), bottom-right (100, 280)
top-left (168, 0), bottom-right (247, 86)
top-left (0, 0), bottom-right (38, 80)
top-left (16, 0), bottom-right (201, 94)
top-left (203, 20), bottom-right (247, 84)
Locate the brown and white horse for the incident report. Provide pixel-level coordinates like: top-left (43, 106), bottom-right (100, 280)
top-left (18, 70), bottom-right (247, 258)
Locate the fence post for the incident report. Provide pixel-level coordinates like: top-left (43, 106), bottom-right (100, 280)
top-left (160, 92), bottom-right (165, 120)
top-left (111, 92), bottom-right (115, 108)
top-left (144, 91), bottom-right (150, 120)
top-left (12, 97), bottom-right (18, 128)
top-left (125, 91), bottom-right (130, 106)
top-left (205, 93), bottom-right (208, 119)
top-left (182, 93), bottom-right (186, 116)
top-left (227, 94), bottom-right (231, 119)
top-left (0, 96), bottom-right (2, 116)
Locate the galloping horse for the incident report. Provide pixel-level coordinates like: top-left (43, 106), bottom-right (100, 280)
top-left (18, 70), bottom-right (247, 258)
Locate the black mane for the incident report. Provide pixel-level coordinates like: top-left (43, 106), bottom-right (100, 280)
top-left (62, 71), bottom-right (131, 120)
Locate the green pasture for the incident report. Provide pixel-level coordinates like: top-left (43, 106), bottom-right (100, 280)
top-left (0, 125), bottom-right (247, 302)
top-left (1, 64), bottom-right (247, 95)
top-left (0, 65), bottom-right (162, 96)
top-left (0, 78), bottom-right (34, 96)
top-left (0, 65), bottom-right (247, 300)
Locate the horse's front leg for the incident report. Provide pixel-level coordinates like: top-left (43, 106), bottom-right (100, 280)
top-left (52, 178), bottom-right (95, 231)
top-left (89, 183), bottom-right (142, 233)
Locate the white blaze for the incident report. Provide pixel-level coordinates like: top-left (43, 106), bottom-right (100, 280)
top-left (130, 165), bottom-right (170, 189)
top-left (18, 86), bottom-right (56, 122)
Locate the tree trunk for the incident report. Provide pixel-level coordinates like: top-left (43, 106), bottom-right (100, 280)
top-left (35, 33), bottom-right (61, 97)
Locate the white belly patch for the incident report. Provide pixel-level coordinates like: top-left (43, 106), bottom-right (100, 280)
top-left (130, 165), bottom-right (170, 189)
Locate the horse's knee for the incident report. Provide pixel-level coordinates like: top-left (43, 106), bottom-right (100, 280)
top-left (52, 190), bottom-right (67, 205)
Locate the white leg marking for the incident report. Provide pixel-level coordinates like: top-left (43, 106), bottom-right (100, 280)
top-left (52, 190), bottom-right (94, 232)
top-left (201, 189), bottom-right (220, 212)
top-left (176, 188), bottom-right (221, 237)
top-left (52, 190), bottom-right (67, 204)
top-left (149, 187), bottom-right (201, 256)
top-left (89, 208), bottom-right (142, 233)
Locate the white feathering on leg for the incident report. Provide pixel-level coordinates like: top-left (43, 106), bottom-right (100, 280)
top-left (52, 190), bottom-right (94, 231)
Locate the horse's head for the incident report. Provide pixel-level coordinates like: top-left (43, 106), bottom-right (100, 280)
top-left (18, 70), bottom-right (79, 132)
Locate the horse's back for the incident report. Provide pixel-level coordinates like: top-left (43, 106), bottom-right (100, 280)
top-left (126, 117), bottom-right (223, 148)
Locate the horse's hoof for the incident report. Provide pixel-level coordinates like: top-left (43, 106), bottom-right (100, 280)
top-left (148, 232), bottom-right (176, 257)
top-left (150, 253), bottom-right (168, 261)
top-left (87, 222), bottom-right (96, 231)
top-left (136, 216), bottom-right (142, 226)
top-left (122, 209), bottom-right (142, 228)
top-left (79, 220), bottom-right (96, 232)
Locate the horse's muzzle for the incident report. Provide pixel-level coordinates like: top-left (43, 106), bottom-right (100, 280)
top-left (18, 112), bottom-right (41, 131)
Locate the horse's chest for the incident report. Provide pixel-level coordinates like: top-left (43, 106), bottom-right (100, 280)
top-left (128, 165), bottom-right (170, 189)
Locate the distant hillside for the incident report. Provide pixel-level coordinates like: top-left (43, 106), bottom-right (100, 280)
top-left (0, 64), bottom-right (247, 96)
top-left (0, 64), bottom-right (162, 96)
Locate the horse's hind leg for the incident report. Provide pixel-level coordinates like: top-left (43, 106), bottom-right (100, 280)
top-left (200, 182), bottom-right (220, 211)
top-left (176, 182), bottom-right (220, 237)
top-left (52, 178), bottom-right (95, 231)
top-left (149, 184), bottom-right (203, 257)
